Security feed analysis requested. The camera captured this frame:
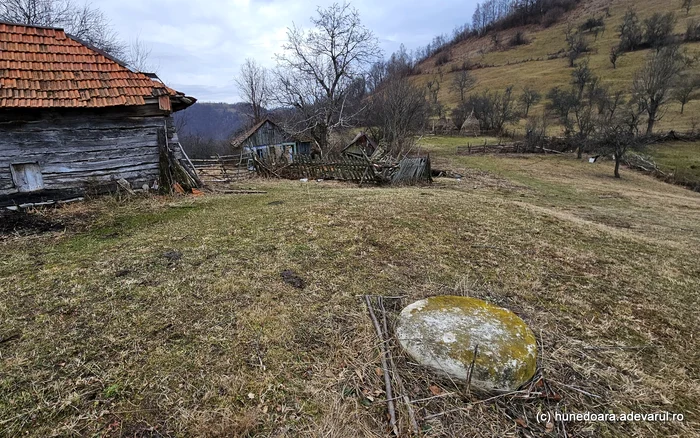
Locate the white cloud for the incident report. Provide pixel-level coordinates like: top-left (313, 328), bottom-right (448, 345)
top-left (91, 0), bottom-right (479, 102)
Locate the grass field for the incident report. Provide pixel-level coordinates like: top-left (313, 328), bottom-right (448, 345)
top-left (646, 141), bottom-right (700, 188)
top-left (1, 143), bottom-right (700, 436)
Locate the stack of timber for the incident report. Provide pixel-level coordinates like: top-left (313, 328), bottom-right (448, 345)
top-left (191, 153), bottom-right (255, 184)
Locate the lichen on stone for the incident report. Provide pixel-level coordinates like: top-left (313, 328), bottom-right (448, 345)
top-left (396, 295), bottom-right (537, 391)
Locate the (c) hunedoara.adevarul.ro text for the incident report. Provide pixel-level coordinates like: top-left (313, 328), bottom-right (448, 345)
top-left (536, 411), bottom-right (685, 424)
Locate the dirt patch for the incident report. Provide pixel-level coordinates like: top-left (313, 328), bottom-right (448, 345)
top-left (0, 210), bottom-right (67, 236)
top-left (281, 270), bottom-right (306, 289)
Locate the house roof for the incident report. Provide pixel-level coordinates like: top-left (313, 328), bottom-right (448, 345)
top-left (231, 118), bottom-right (273, 148)
top-left (231, 118), bottom-right (310, 147)
top-left (0, 21), bottom-right (195, 110)
top-left (341, 132), bottom-right (378, 153)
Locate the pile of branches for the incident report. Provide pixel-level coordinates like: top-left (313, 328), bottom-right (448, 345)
top-left (623, 153), bottom-right (667, 176)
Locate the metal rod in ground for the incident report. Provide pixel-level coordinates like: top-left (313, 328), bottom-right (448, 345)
top-left (466, 344), bottom-right (479, 396)
top-left (364, 295), bottom-right (399, 436)
top-left (379, 297), bottom-right (419, 434)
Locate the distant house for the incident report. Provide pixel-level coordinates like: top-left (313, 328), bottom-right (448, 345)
top-left (231, 118), bottom-right (312, 161)
top-left (341, 132), bottom-right (378, 158)
top-left (0, 22), bottom-right (196, 207)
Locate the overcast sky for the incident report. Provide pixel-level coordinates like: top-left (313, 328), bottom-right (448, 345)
top-left (92, 0), bottom-right (478, 103)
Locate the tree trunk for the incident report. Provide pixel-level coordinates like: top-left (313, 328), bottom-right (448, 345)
top-left (646, 116), bottom-right (655, 136)
top-left (614, 154), bottom-right (621, 178)
top-left (681, 103), bottom-right (685, 115)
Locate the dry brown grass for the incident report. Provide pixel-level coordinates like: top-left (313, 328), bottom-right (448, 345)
top-left (1, 146), bottom-right (699, 436)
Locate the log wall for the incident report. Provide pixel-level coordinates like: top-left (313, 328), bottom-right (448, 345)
top-left (0, 106), bottom-right (177, 203)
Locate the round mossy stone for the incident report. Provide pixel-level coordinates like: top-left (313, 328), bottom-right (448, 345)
top-left (396, 296), bottom-right (537, 391)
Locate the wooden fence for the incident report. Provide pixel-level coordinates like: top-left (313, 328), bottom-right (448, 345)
top-left (255, 154), bottom-right (375, 182)
top-left (455, 140), bottom-right (571, 155)
top-left (456, 144), bottom-right (519, 155)
top-left (254, 154), bottom-right (431, 185)
top-left (190, 153), bottom-right (255, 184)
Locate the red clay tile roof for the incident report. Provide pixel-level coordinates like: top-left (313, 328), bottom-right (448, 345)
top-left (0, 22), bottom-right (194, 109)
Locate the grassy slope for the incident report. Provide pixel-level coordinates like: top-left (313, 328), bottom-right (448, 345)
top-left (646, 140), bottom-right (700, 186)
top-left (1, 146), bottom-right (699, 436)
top-left (413, 0), bottom-right (700, 132)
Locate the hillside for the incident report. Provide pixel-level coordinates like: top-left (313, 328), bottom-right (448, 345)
top-left (174, 102), bottom-right (248, 142)
top-left (413, 0), bottom-right (700, 133)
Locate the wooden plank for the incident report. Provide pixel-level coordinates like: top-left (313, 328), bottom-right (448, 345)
top-left (0, 146), bottom-right (157, 166)
top-left (39, 156), bottom-right (160, 173)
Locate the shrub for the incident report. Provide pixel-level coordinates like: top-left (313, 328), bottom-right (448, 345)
top-left (543, 7), bottom-right (565, 28)
top-left (580, 17), bottom-right (605, 32)
top-left (618, 9), bottom-right (643, 51)
top-left (644, 12), bottom-right (677, 48)
top-left (434, 51), bottom-right (451, 67)
top-left (685, 19), bottom-right (700, 42)
top-left (509, 31), bottom-right (529, 47)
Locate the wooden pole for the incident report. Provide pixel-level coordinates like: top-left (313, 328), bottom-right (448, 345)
top-left (365, 296), bottom-right (399, 436)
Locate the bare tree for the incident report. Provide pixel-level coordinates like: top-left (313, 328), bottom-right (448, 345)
top-left (469, 86), bottom-right (518, 134)
top-left (565, 26), bottom-right (589, 67)
top-left (0, 0), bottom-right (72, 26)
top-left (235, 58), bottom-right (269, 125)
top-left (609, 45), bottom-right (624, 69)
top-left (672, 73), bottom-right (699, 114)
top-left (519, 86), bottom-right (541, 117)
top-left (426, 75), bottom-right (444, 118)
top-left (682, 0), bottom-right (694, 16)
top-left (633, 46), bottom-right (689, 135)
top-left (272, 3), bottom-right (380, 152)
top-left (571, 60), bottom-right (595, 99)
top-left (450, 70), bottom-right (477, 104)
top-left (0, 0), bottom-right (126, 58)
top-left (366, 77), bottom-right (429, 155)
top-left (644, 12), bottom-right (677, 49)
top-left (525, 109), bottom-right (550, 150)
top-left (126, 36), bottom-right (155, 72)
top-left (618, 9), bottom-right (643, 52)
top-left (547, 64), bottom-right (604, 158)
top-left (546, 86), bottom-right (577, 135)
top-left (594, 106), bottom-right (644, 178)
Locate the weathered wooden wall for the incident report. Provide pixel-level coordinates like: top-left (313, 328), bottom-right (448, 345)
top-left (241, 120), bottom-right (293, 150)
top-left (0, 107), bottom-right (177, 203)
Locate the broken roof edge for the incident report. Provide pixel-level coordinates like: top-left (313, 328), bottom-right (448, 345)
top-left (170, 95), bottom-right (197, 113)
top-left (341, 131), bottom-right (378, 153)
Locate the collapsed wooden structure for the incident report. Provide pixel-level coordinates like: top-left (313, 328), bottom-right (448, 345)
top-left (0, 22), bottom-right (198, 207)
top-left (253, 152), bottom-right (432, 185)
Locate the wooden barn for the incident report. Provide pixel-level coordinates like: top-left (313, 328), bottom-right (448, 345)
top-left (341, 132), bottom-right (378, 159)
top-left (231, 118), bottom-right (312, 161)
top-left (0, 22), bottom-right (197, 207)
